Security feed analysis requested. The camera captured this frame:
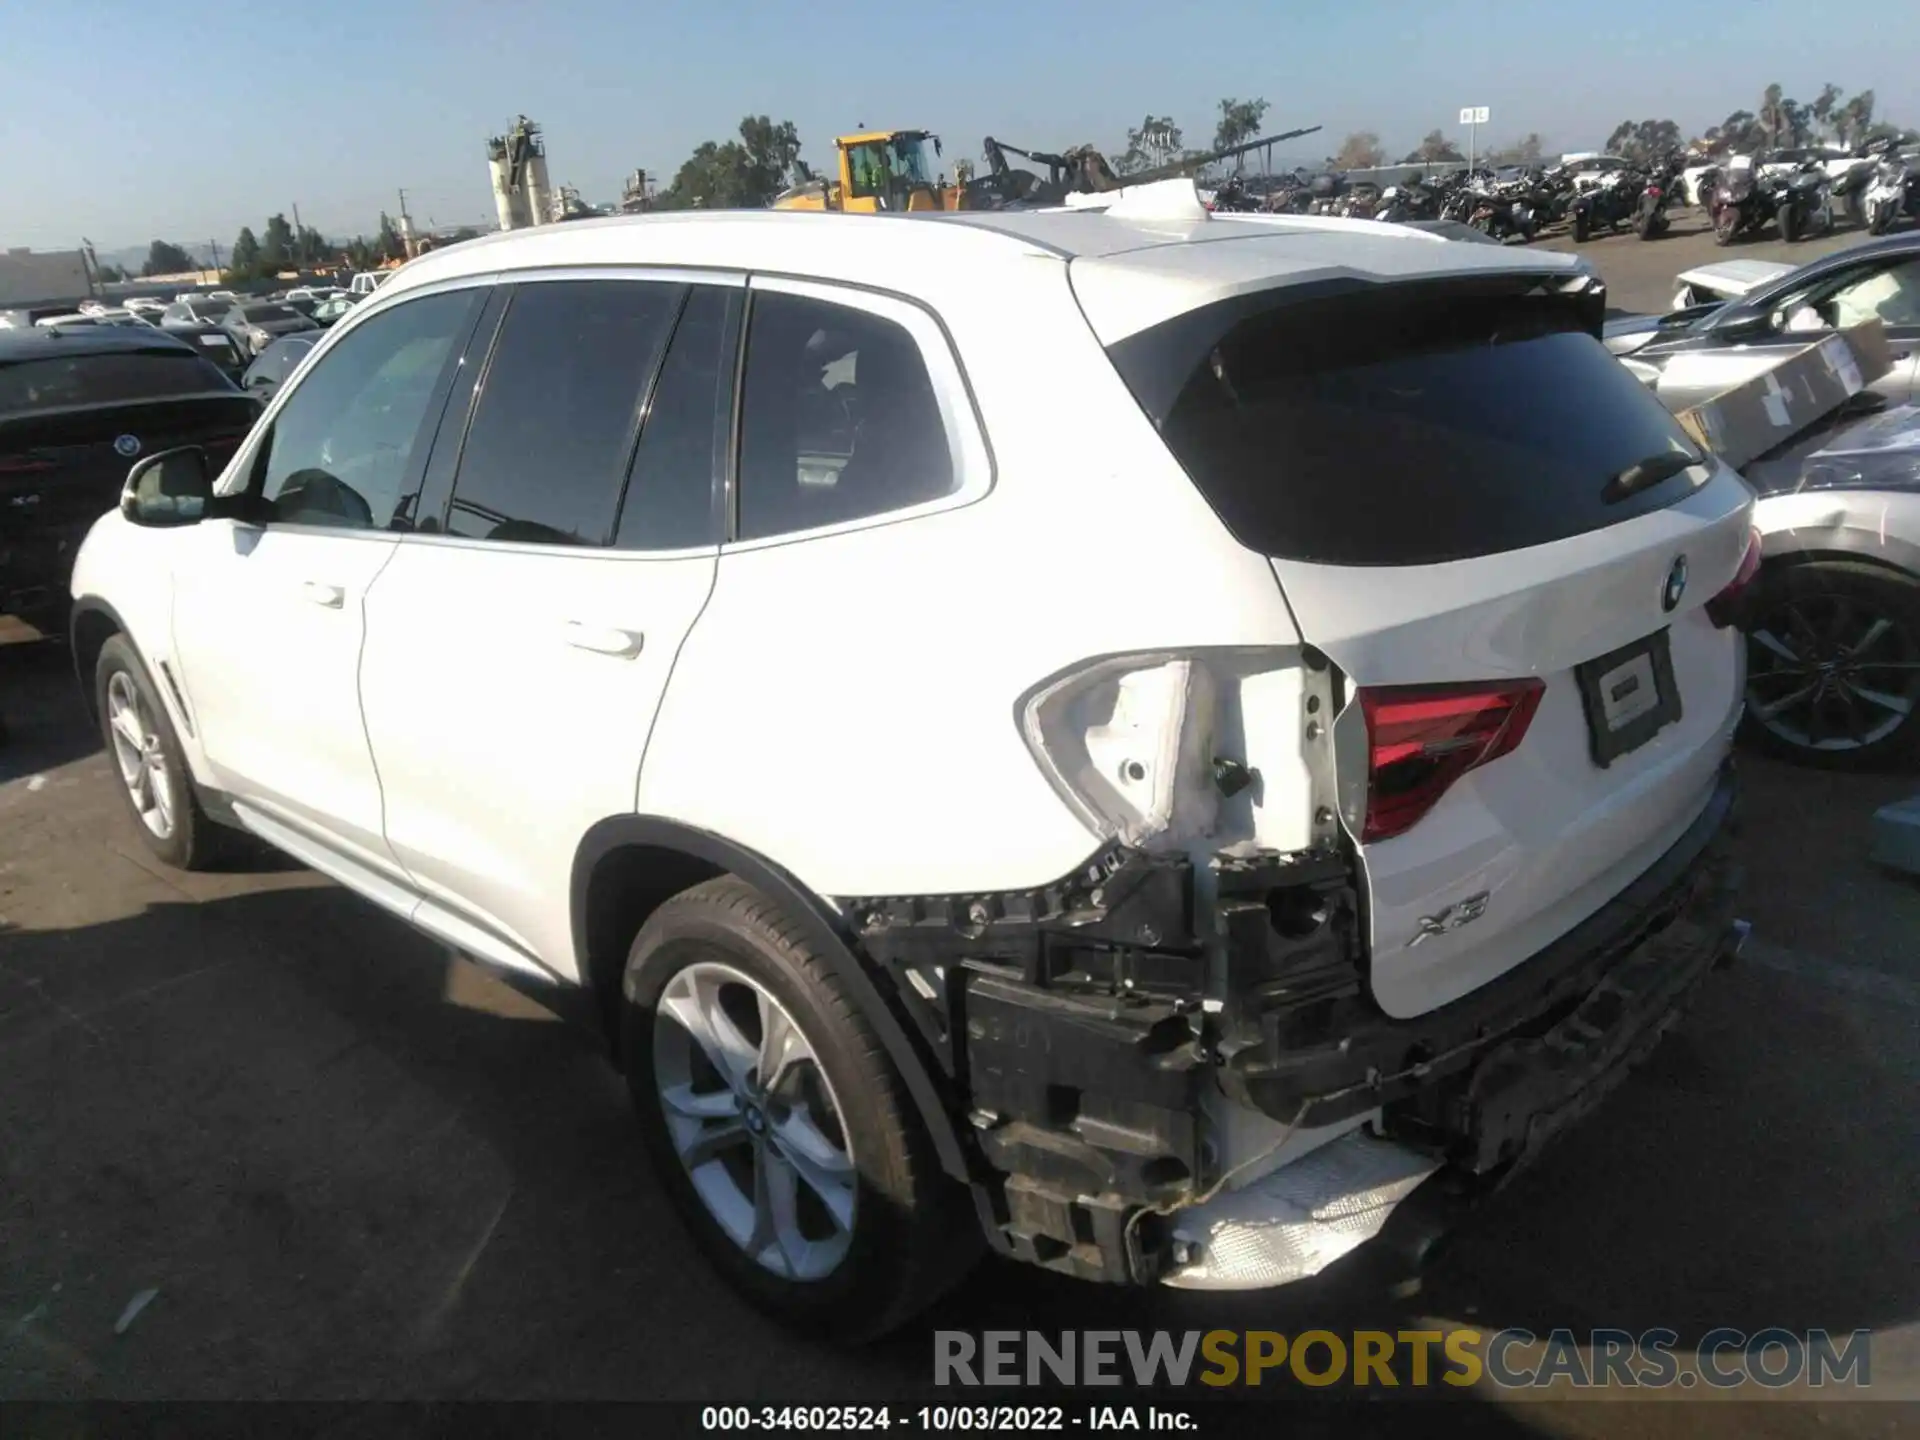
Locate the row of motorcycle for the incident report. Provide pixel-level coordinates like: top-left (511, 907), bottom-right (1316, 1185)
top-left (1701, 145), bottom-right (1918, 246)
top-left (1207, 139), bottom-right (1919, 247)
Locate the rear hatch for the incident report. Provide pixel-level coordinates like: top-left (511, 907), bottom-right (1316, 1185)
top-left (1089, 260), bottom-right (1755, 1018)
top-left (1, 351), bottom-right (255, 607)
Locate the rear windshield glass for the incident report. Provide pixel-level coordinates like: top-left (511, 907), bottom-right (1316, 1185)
top-left (0, 351), bottom-right (234, 413)
top-left (1106, 282), bottom-right (1706, 566)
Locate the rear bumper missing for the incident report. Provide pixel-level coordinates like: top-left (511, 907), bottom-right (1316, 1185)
top-left (841, 762), bottom-right (1743, 1287)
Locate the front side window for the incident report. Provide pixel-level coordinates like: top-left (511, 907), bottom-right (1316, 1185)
top-left (250, 288), bottom-right (479, 530)
top-left (1826, 258), bottom-right (1920, 329)
top-left (734, 290), bottom-right (956, 542)
top-left (444, 279), bottom-right (683, 546)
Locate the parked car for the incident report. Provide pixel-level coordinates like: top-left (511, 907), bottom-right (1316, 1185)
top-left (123, 297), bottom-right (168, 320)
top-left (160, 297), bottom-right (234, 327)
top-left (1604, 234), bottom-right (1920, 405)
top-left (238, 333), bottom-right (319, 399)
top-left (1606, 234), bottom-right (1920, 766)
top-left (310, 295), bottom-right (358, 327)
top-left (1734, 402), bottom-right (1920, 768)
top-left (219, 301), bottom-right (320, 359)
top-left (0, 305), bottom-right (93, 329)
top-left (1, 327), bottom-right (256, 632)
top-left (67, 198), bottom-right (1754, 1339)
top-left (152, 320), bottom-right (248, 381)
top-left (1668, 258), bottom-right (1795, 309)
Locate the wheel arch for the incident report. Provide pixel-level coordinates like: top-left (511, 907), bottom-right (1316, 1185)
top-left (571, 815), bottom-right (972, 1182)
top-left (1757, 531), bottom-right (1920, 582)
top-left (69, 597), bottom-right (130, 724)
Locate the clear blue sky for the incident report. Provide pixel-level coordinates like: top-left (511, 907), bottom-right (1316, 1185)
top-left (3, 0), bottom-right (1913, 252)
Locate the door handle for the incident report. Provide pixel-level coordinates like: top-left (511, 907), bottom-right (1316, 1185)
top-left (563, 622), bottom-right (644, 658)
top-left (301, 581), bottom-right (345, 609)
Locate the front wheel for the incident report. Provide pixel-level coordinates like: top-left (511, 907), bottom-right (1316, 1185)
top-left (93, 635), bottom-right (225, 869)
top-left (1571, 208), bottom-right (1590, 242)
top-left (1713, 206), bottom-right (1739, 245)
top-left (622, 877), bottom-right (980, 1341)
top-left (1742, 560), bottom-right (1920, 771)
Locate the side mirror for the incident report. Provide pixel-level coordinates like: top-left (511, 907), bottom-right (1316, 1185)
top-left (1781, 302), bottom-right (1829, 334)
top-left (121, 447), bottom-right (214, 528)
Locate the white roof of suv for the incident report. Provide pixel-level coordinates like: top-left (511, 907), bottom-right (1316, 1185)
top-left (382, 189), bottom-right (1589, 345)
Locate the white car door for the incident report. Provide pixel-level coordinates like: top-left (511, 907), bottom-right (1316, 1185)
top-left (169, 284), bottom-right (490, 872)
top-left (357, 273), bottom-right (738, 976)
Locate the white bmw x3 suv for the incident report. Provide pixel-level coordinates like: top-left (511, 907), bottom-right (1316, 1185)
top-left (69, 187), bottom-right (1758, 1340)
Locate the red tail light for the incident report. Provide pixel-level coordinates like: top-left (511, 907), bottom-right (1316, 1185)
top-left (1706, 526), bottom-right (1764, 628)
top-left (0, 456), bottom-right (55, 475)
top-left (1358, 679), bottom-right (1546, 842)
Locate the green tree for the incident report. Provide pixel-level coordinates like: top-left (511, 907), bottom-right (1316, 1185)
top-left (1698, 109), bottom-right (1766, 153)
top-left (1760, 83), bottom-right (1789, 145)
top-left (229, 226), bottom-right (261, 277)
top-left (658, 116), bottom-right (805, 209)
top-left (1604, 118), bottom-right (1684, 165)
top-left (1212, 96), bottom-right (1270, 154)
top-left (294, 225), bottom-right (328, 265)
top-left (1115, 115), bottom-right (1184, 174)
top-left (1811, 83), bottom-right (1844, 141)
top-left (260, 213), bottom-right (295, 270)
top-left (94, 262), bottom-right (127, 283)
top-left (1486, 133), bottom-right (1544, 166)
top-left (142, 240), bottom-right (197, 277)
top-left (1403, 129), bottom-right (1465, 164)
top-left (1837, 90), bottom-right (1876, 146)
top-left (1333, 131), bottom-right (1386, 169)
top-left (375, 212), bottom-right (403, 261)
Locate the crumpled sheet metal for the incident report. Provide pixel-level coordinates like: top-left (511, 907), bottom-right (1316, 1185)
top-left (1161, 1129), bottom-right (1441, 1290)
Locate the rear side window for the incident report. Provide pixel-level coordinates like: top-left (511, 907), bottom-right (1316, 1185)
top-left (735, 290), bottom-right (956, 542)
top-left (446, 279), bottom-right (683, 546)
top-left (1107, 283), bottom-right (1706, 566)
top-left (0, 351), bottom-right (232, 413)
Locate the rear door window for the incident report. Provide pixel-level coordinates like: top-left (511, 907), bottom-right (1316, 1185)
top-left (444, 278), bottom-right (683, 546)
top-left (1105, 282), bottom-right (1707, 566)
top-left (613, 285), bottom-right (739, 551)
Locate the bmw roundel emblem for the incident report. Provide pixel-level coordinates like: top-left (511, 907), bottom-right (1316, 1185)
top-left (113, 434), bottom-right (141, 458)
top-left (1662, 555), bottom-right (1689, 612)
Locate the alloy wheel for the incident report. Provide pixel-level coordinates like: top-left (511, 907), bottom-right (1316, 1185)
top-left (105, 671), bottom-right (175, 839)
top-left (1747, 596), bottom-right (1920, 753)
top-left (653, 961), bottom-right (857, 1281)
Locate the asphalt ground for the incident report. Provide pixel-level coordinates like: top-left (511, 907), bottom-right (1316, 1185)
top-left (3, 217), bottom-right (1918, 1430)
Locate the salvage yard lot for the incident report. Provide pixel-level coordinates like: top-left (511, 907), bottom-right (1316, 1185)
top-left (3, 210), bottom-right (1919, 1426)
top-left (1535, 203), bottom-right (1869, 314)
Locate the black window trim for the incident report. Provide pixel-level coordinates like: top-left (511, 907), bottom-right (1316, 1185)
top-left (394, 265), bottom-right (751, 557)
top-left (722, 271), bottom-right (995, 549)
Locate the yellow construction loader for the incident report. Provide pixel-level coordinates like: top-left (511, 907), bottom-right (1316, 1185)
top-left (772, 130), bottom-right (962, 212)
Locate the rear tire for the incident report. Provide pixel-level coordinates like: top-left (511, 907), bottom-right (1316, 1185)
top-left (1713, 207), bottom-right (1738, 245)
top-left (622, 876), bottom-right (980, 1342)
top-left (93, 635), bottom-right (226, 870)
top-left (1778, 204), bottom-right (1799, 243)
top-left (1572, 208), bottom-right (1590, 242)
top-left (1741, 561), bottom-right (1920, 771)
